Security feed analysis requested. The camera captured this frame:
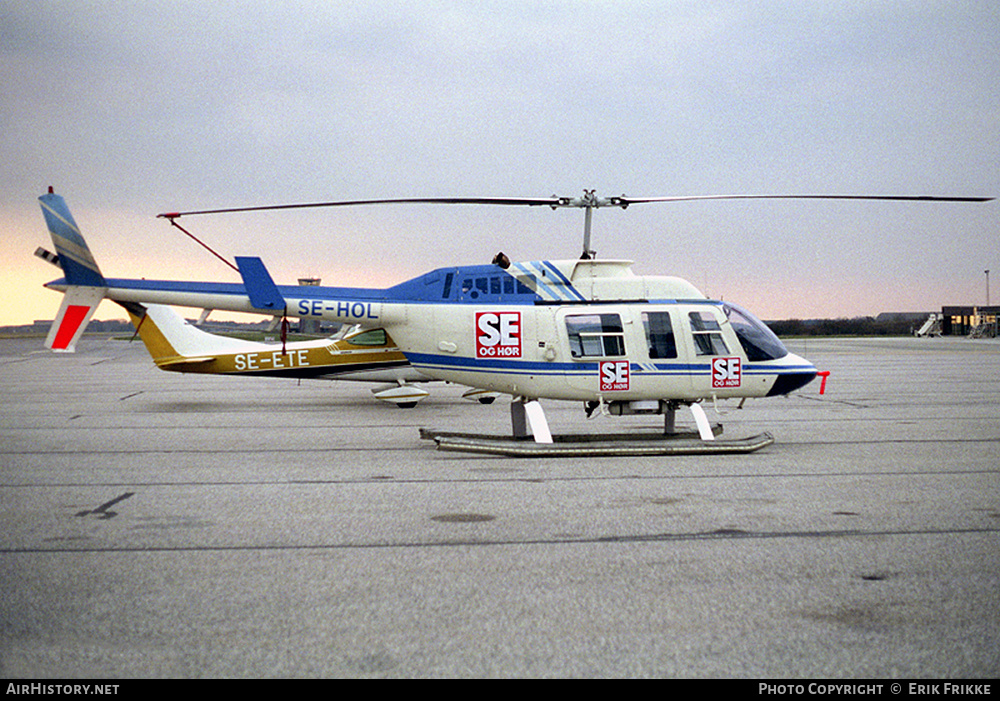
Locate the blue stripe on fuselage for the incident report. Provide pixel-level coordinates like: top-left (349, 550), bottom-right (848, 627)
top-left (405, 352), bottom-right (708, 377)
top-left (405, 354), bottom-right (817, 380)
top-left (744, 362), bottom-right (817, 374)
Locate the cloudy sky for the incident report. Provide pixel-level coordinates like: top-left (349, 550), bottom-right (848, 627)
top-left (3, 1), bottom-right (997, 327)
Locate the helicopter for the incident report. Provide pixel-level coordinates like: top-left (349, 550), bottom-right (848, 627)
top-left (37, 188), bottom-right (992, 455)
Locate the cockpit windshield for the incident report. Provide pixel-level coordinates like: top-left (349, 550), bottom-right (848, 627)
top-left (723, 303), bottom-right (788, 361)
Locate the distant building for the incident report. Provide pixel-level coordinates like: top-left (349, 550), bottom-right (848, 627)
top-left (940, 306), bottom-right (998, 337)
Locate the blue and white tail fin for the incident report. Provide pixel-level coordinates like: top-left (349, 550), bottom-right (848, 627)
top-left (38, 189), bottom-right (108, 352)
top-left (39, 189), bottom-right (106, 287)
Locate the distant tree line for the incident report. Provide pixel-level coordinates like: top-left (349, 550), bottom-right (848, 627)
top-left (85, 319), bottom-right (136, 333)
top-left (766, 316), bottom-right (924, 337)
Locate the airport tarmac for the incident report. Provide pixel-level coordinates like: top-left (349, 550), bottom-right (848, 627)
top-left (1, 334), bottom-right (998, 678)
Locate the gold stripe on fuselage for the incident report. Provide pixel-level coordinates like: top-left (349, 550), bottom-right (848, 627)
top-left (219, 343), bottom-right (407, 376)
top-left (127, 308), bottom-right (408, 377)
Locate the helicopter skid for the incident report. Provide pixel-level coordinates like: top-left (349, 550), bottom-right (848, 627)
top-left (419, 427), bottom-right (774, 457)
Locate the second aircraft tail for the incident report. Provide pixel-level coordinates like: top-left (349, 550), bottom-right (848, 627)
top-left (123, 303), bottom-right (256, 369)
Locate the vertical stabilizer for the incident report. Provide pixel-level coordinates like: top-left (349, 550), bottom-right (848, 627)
top-left (38, 190), bottom-right (106, 287)
top-left (123, 305), bottom-right (181, 362)
top-left (46, 286), bottom-right (106, 352)
top-left (125, 304), bottom-right (251, 366)
top-left (39, 190), bottom-right (108, 352)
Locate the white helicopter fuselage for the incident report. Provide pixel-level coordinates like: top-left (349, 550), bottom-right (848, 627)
top-left (328, 260), bottom-right (814, 404)
top-left (396, 299), bottom-right (797, 403)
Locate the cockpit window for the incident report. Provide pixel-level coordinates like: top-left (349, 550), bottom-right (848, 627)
top-left (346, 328), bottom-right (388, 347)
top-left (689, 311), bottom-right (729, 356)
top-left (723, 303), bottom-right (788, 361)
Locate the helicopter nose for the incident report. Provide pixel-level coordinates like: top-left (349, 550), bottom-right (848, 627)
top-left (766, 353), bottom-right (818, 396)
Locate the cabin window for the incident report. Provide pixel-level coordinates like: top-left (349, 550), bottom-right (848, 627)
top-left (642, 311), bottom-right (677, 359)
top-left (503, 277), bottom-right (515, 294)
top-left (566, 313), bottom-right (626, 357)
top-left (491, 276), bottom-right (502, 295)
top-left (441, 272), bottom-right (454, 299)
top-left (347, 329), bottom-right (388, 347)
top-left (689, 311), bottom-right (729, 356)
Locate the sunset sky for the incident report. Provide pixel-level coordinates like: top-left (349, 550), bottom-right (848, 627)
top-left (3, 2), bottom-right (997, 327)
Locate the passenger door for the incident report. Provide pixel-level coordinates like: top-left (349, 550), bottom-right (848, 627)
top-left (683, 306), bottom-right (743, 398)
top-left (557, 307), bottom-right (629, 397)
top-left (633, 308), bottom-right (693, 400)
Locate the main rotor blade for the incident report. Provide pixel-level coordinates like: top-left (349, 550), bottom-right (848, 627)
top-left (158, 196), bottom-right (562, 219)
top-left (157, 192), bottom-right (992, 219)
top-left (616, 194), bottom-right (994, 205)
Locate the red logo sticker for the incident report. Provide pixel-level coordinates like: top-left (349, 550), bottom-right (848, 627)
top-left (712, 357), bottom-right (742, 388)
top-left (476, 311), bottom-right (521, 358)
top-left (600, 361), bottom-right (630, 391)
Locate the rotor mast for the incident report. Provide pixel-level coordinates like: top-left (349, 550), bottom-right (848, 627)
top-left (548, 190), bottom-right (631, 259)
